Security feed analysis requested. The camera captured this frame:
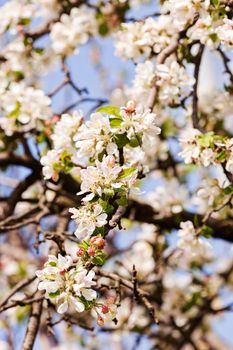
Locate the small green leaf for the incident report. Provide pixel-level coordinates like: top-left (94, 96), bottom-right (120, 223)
top-left (98, 23), bottom-right (109, 36)
top-left (19, 18), bottom-right (31, 26)
top-left (110, 118), bottom-right (122, 128)
top-left (49, 261), bottom-right (57, 267)
top-left (200, 225), bottom-right (213, 238)
top-left (92, 253), bottom-right (106, 266)
top-left (113, 133), bottom-right (130, 148)
top-left (216, 150), bottom-right (226, 162)
top-left (7, 101), bottom-right (21, 118)
top-left (118, 167), bottom-right (137, 179)
top-left (34, 47), bottom-right (44, 55)
top-left (49, 291), bottom-right (60, 299)
top-left (116, 195), bottom-right (128, 206)
top-left (224, 185), bottom-right (233, 195)
top-left (129, 136), bottom-right (141, 147)
top-left (96, 105), bottom-right (121, 118)
top-left (99, 199), bottom-right (114, 214)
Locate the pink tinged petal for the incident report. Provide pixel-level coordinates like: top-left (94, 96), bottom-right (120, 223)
top-left (57, 300), bottom-right (69, 314)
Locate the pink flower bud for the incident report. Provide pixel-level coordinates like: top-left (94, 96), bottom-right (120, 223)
top-left (90, 236), bottom-right (98, 244)
top-left (52, 115), bottom-right (60, 123)
top-left (93, 237), bottom-right (106, 249)
top-left (76, 248), bottom-right (85, 257)
top-left (52, 172), bottom-right (59, 182)
top-left (97, 317), bottom-right (104, 327)
top-left (87, 247), bottom-right (95, 256)
top-left (123, 100), bottom-right (136, 113)
top-left (101, 305), bottom-right (109, 314)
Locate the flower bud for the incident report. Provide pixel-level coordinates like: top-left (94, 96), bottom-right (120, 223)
top-left (87, 247), bottom-right (95, 256)
top-left (97, 317), bottom-right (104, 327)
top-left (93, 237), bottom-right (106, 249)
top-left (101, 305), bottom-right (109, 314)
top-left (123, 100), bottom-right (136, 113)
top-left (90, 236), bottom-right (98, 244)
top-left (76, 248), bottom-right (85, 257)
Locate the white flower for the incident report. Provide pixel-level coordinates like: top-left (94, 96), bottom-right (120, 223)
top-left (216, 18), bottom-right (233, 49)
top-left (74, 112), bottom-right (117, 159)
top-left (119, 102), bottom-right (161, 140)
top-left (69, 204), bottom-right (108, 239)
top-left (73, 269), bottom-right (97, 301)
top-left (200, 148), bottom-right (215, 167)
top-left (156, 61), bottom-right (195, 105)
top-left (51, 6), bottom-right (97, 56)
top-left (0, 82), bottom-right (52, 136)
top-left (36, 254), bottom-right (73, 297)
top-left (78, 155), bottom-right (137, 201)
top-left (194, 178), bottom-right (223, 213)
top-left (36, 254), bottom-right (97, 314)
top-left (146, 179), bottom-right (188, 216)
top-left (114, 16), bottom-right (177, 62)
top-left (52, 111), bottom-right (83, 151)
top-left (56, 292), bottom-right (85, 314)
top-left (41, 149), bottom-right (60, 180)
top-left (177, 221), bottom-right (212, 257)
top-left (179, 128), bottom-right (202, 164)
top-left (187, 15), bottom-right (218, 47)
top-left (163, 0), bottom-right (210, 31)
top-left (226, 154), bottom-right (233, 174)
top-left (0, 0), bottom-right (36, 35)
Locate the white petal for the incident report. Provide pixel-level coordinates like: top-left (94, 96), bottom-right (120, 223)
top-left (57, 300), bottom-right (68, 314)
top-left (82, 288), bottom-right (97, 301)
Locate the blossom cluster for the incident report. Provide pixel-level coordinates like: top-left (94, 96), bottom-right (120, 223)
top-left (36, 254), bottom-right (117, 324)
top-left (41, 101), bottom-right (160, 241)
top-left (114, 15), bottom-right (176, 61)
top-left (177, 221), bottom-right (212, 258)
top-left (50, 6), bottom-right (97, 56)
top-left (115, 0), bottom-right (233, 59)
top-left (179, 128), bottom-right (233, 173)
top-left (0, 82), bottom-right (52, 136)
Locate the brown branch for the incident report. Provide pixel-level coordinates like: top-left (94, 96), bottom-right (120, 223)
top-left (96, 269), bottom-right (159, 324)
top-left (0, 276), bottom-right (37, 308)
top-left (21, 292), bottom-right (44, 350)
top-left (125, 200), bottom-right (233, 243)
top-left (192, 44), bottom-right (204, 130)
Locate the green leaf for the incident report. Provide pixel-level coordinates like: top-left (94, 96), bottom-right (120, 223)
top-left (200, 225), bottom-right (214, 238)
top-left (79, 240), bottom-right (90, 250)
top-left (34, 47), bottom-right (44, 55)
top-left (197, 133), bottom-right (214, 148)
top-left (96, 105), bottom-right (121, 118)
top-left (109, 118), bottom-right (122, 128)
top-left (49, 291), bottom-right (60, 299)
top-left (98, 22), bottom-right (109, 36)
top-left (129, 136), bottom-right (141, 148)
top-left (181, 292), bottom-right (201, 313)
top-left (113, 133), bottom-right (130, 148)
top-left (216, 150), bottom-right (226, 162)
top-left (118, 167), bottom-right (137, 179)
top-left (99, 199), bottom-right (114, 214)
top-left (7, 101), bottom-right (21, 118)
top-left (49, 261), bottom-right (57, 267)
top-left (19, 18), bottom-right (31, 26)
top-left (91, 253), bottom-right (106, 266)
top-left (224, 185), bottom-right (233, 195)
top-left (116, 195), bottom-right (128, 206)
top-left (12, 70), bottom-right (25, 81)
